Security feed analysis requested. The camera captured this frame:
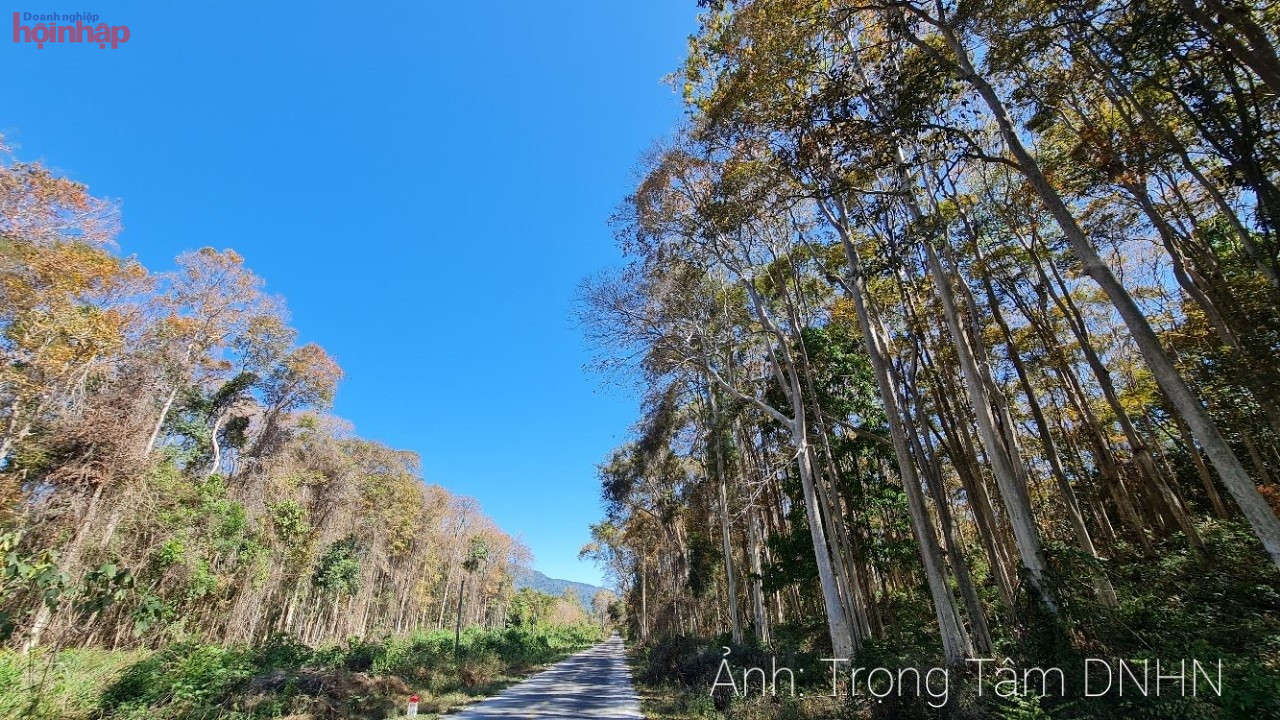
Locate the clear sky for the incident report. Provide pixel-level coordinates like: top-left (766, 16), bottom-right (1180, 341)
top-left (4, 1), bottom-right (695, 586)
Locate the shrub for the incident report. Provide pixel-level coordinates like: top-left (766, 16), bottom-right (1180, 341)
top-left (101, 642), bottom-right (254, 718)
top-left (23, 623), bottom-right (606, 719)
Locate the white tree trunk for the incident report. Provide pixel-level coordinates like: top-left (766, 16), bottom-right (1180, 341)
top-left (144, 386), bottom-right (179, 456)
top-left (919, 240), bottom-right (1057, 611)
top-left (931, 27), bottom-right (1280, 571)
top-left (828, 216), bottom-right (973, 664)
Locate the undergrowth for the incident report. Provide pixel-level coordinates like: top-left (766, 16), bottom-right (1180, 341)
top-left (0, 623), bottom-right (604, 720)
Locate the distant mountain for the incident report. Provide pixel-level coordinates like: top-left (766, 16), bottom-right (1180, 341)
top-left (513, 567), bottom-right (607, 604)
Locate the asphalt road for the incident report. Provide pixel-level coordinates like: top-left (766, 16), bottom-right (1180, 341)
top-left (448, 635), bottom-right (644, 719)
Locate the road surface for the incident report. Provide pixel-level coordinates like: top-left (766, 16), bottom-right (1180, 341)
top-left (448, 635), bottom-right (644, 719)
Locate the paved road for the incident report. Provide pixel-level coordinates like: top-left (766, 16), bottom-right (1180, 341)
top-left (448, 635), bottom-right (644, 719)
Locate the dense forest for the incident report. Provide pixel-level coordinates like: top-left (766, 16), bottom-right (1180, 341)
top-left (0, 135), bottom-right (617, 720)
top-left (582, 0), bottom-right (1280, 716)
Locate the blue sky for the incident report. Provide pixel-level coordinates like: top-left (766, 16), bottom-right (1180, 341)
top-left (4, 1), bottom-right (695, 586)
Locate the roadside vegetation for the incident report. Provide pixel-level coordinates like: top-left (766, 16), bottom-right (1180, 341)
top-left (624, 521), bottom-right (1280, 718)
top-left (1, 617), bottom-right (605, 719)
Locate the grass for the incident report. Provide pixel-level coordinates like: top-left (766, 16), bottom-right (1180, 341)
top-left (625, 636), bottom-right (856, 720)
top-left (0, 648), bottom-right (151, 720)
top-left (0, 623), bottom-right (606, 720)
top-left (632, 680), bottom-right (854, 720)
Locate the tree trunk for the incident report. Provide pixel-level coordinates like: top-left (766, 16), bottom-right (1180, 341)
top-left (454, 574), bottom-right (467, 655)
top-left (975, 248), bottom-right (1119, 606)
top-left (745, 503), bottom-right (770, 645)
top-left (922, 16), bottom-right (1280, 569)
top-left (828, 212), bottom-right (972, 664)
top-left (707, 388), bottom-right (744, 645)
top-left (903, 378), bottom-right (995, 653)
top-left (640, 558), bottom-right (648, 641)
top-left (144, 386), bottom-right (179, 456)
top-left (704, 276), bottom-right (857, 658)
top-left (918, 239), bottom-right (1058, 610)
top-left (207, 411), bottom-right (227, 479)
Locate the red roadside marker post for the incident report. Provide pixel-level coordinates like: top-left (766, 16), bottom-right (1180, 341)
top-left (407, 694), bottom-right (419, 717)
